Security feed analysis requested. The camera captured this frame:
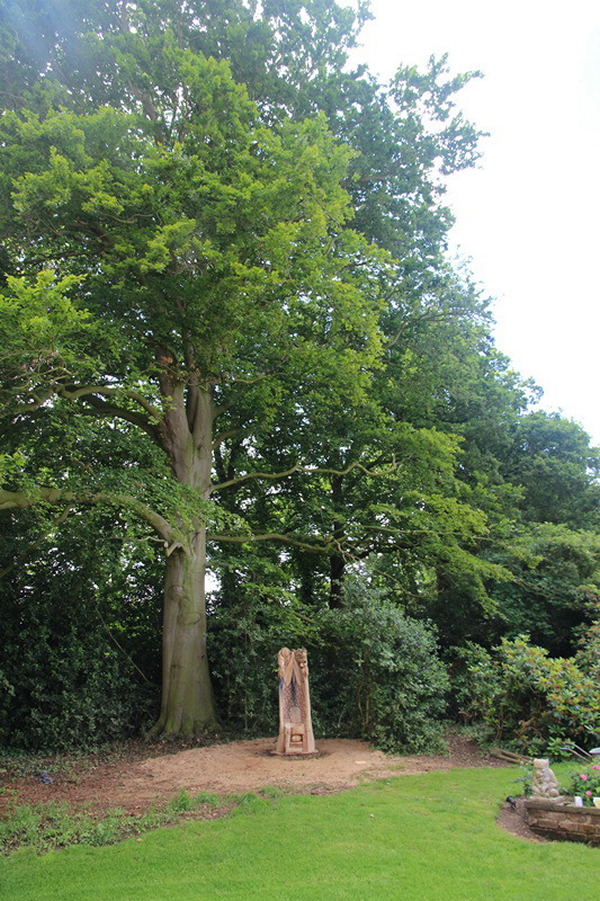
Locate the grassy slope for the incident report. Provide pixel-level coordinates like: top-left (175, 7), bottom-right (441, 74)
top-left (2, 768), bottom-right (599, 901)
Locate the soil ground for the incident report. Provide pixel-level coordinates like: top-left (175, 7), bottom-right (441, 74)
top-left (0, 733), bottom-right (540, 842)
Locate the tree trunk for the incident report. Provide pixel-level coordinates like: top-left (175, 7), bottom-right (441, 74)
top-left (155, 531), bottom-right (219, 735)
top-left (329, 552), bottom-right (345, 609)
top-left (152, 378), bottom-right (220, 736)
top-left (329, 475), bottom-right (346, 609)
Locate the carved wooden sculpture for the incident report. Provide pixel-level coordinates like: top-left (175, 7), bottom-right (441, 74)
top-left (276, 647), bottom-right (316, 755)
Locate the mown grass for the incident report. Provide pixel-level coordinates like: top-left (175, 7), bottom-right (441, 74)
top-left (1, 767), bottom-right (599, 901)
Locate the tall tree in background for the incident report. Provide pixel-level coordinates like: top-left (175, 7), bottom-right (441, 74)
top-left (501, 411), bottom-right (600, 528)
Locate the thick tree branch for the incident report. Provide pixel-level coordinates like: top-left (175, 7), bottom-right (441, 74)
top-left (0, 487), bottom-right (173, 542)
top-left (212, 428), bottom-right (242, 450)
top-left (212, 458), bottom-right (396, 492)
top-left (57, 384), bottom-right (162, 422)
top-left (77, 395), bottom-right (160, 440)
top-left (209, 531), bottom-right (334, 553)
top-left (6, 381), bottom-right (163, 437)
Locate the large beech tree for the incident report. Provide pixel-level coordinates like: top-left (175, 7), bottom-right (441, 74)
top-left (0, 45), bottom-right (388, 736)
top-left (0, 0), bottom-right (490, 737)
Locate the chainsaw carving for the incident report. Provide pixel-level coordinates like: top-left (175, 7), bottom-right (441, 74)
top-left (276, 647), bottom-right (316, 755)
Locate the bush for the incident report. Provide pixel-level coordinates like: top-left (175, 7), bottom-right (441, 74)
top-left (450, 641), bottom-right (501, 728)
top-left (0, 510), bottom-right (161, 752)
top-left (573, 588), bottom-right (600, 680)
top-left (209, 574), bottom-right (449, 752)
top-left (0, 621), bottom-right (154, 752)
top-left (451, 635), bottom-right (600, 756)
top-left (309, 576), bottom-right (449, 753)
top-left (208, 592), bottom-right (309, 736)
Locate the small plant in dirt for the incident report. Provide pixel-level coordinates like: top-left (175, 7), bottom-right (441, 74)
top-left (513, 763), bottom-right (533, 797)
top-left (167, 790), bottom-right (195, 814)
top-left (0, 802), bottom-right (124, 855)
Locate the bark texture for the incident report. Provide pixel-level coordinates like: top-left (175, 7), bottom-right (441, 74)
top-left (153, 377), bottom-right (220, 735)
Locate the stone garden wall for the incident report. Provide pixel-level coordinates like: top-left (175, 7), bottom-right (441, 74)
top-left (525, 799), bottom-right (600, 845)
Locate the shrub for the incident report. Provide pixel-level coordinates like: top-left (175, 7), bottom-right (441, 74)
top-left (0, 624), bottom-right (154, 752)
top-left (209, 573), bottom-right (449, 752)
top-left (309, 576), bottom-right (449, 753)
top-left (0, 518), bottom-right (160, 752)
top-left (450, 642), bottom-right (500, 728)
top-left (573, 589), bottom-right (600, 680)
top-left (451, 635), bottom-right (600, 756)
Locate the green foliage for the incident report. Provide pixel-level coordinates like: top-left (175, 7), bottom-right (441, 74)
top-left (452, 635), bottom-right (600, 755)
top-left (208, 568), bottom-right (449, 753)
top-left (450, 642), bottom-right (502, 728)
top-left (2, 639), bottom-right (145, 753)
top-left (0, 0), bottom-right (398, 737)
top-left (310, 575), bottom-right (449, 753)
top-left (502, 412), bottom-right (600, 528)
top-left (573, 588), bottom-right (600, 680)
top-left (482, 524), bottom-right (600, 657)
top-left (0, 505), bottom-right (162, 751)
top-left (3, 0), bottom-right (598, 746)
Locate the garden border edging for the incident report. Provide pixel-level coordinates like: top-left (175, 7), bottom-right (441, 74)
top-left (525, 798), bottom-right (600, 845)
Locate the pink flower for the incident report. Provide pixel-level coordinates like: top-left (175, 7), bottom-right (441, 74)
top-left (593, 765), bottom-right (600, 771)
top-left (586, 790), bottom-right (593, 796)
top-left (580, 774), bottom-right (588, 780)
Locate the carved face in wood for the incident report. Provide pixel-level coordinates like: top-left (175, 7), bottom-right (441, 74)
top-left (295, 648), bottom-right (309, 679)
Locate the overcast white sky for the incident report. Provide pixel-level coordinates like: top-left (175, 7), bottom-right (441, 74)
top-left (352, 0), bottom-right (600, 444)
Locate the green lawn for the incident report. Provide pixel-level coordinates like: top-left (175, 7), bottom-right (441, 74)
top-left (2, 767), bottom-right (599, 900)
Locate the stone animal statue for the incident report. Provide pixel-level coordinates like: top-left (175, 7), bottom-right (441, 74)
top-left (531, 758), bottom-right (561, 799)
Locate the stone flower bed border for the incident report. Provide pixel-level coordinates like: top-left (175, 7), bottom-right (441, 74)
top-left (525, 798), bottom-right (600, 845)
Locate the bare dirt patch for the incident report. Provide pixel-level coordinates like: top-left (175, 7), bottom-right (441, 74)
top-left (0, 733), bottom-right (539, 841)
top-left (496, 795), bottom-right (548, 843)
top-left (1, 734), bottom-right (500, 810)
